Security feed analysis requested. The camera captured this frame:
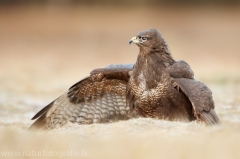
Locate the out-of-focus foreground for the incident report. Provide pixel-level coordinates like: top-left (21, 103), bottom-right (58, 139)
top-left (0, 3), bottom-right (240, 159)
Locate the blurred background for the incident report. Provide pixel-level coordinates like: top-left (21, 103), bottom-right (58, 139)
top-left (0, 1), bottom-right (240, 159)
top-left (0, 0), bottom-right (240, 96)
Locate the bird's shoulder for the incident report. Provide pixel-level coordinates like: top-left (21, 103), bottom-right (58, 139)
top-left (168, 60), bottom-right (194, 79)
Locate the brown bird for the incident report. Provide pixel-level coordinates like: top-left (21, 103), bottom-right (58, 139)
top-left (29, 28), bottom-right (220, 130)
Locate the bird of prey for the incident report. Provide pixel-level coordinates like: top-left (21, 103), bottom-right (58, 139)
top-left (29, 28), bottom-right (220, 130)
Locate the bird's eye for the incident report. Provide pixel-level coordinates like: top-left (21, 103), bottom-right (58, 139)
top-left (141, 37), bottom-right (147, 41)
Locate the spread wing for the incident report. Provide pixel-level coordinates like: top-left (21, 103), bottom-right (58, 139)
top-left (174, 78), bottom-right (220, 125)
top-left (29, 64), bottom-right (134, 130)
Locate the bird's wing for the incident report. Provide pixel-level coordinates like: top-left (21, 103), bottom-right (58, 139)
top-left (29, 64), bottom-right (134, 130)
top-left (174, 78), bottom-right (220, 125)
top-left (169, 60), bottom-right (194, 79)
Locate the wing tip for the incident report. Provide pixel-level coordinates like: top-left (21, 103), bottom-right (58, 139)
top-left (199, 109), bottom-right (221, 125)
top-left (29, 101), bottom-right (54, 131)
top-left (28, 112), bottom-right (48, 131)
top-left (31, 101), bottom-right (53, 120)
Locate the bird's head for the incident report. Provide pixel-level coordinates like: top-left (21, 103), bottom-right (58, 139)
top-left (129, 28), bottom-right (166, 50)
top-left (129, 28), bottom-right (175, 64)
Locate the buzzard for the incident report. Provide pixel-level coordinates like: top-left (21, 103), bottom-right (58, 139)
top-left (29, 28), bottom-right (220, 130)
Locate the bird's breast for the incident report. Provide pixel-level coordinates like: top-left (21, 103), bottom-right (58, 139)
top-left (128, 70), bottom-right (173, 117)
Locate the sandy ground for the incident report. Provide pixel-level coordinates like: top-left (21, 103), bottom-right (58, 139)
top-left (0, 5), bottom-right (240, 159)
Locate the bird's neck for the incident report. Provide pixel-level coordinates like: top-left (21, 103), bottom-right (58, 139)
top-left (131, 50), bottom-right (174, 89)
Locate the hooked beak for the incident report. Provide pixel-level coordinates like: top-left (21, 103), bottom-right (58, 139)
top-left (129, 36), bottom-right (139, 45)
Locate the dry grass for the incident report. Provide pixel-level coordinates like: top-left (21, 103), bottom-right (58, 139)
top-left (0, 4), bottom-right (240, 159)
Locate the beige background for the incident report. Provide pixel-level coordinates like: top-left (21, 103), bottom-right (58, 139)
top-left (0, 4), bottom-right (240, 159)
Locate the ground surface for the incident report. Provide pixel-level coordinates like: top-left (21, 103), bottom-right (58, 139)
top-left (0, 5), bottom-right (240, 159)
